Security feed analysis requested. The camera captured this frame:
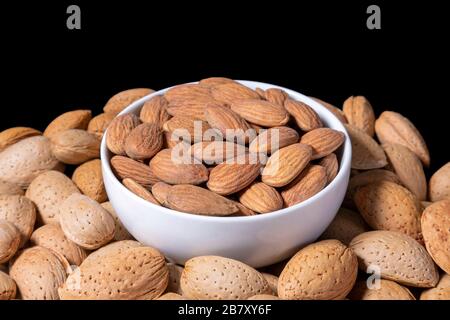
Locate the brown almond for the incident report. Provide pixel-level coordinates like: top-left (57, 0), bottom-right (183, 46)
top-left (239, 182), bottom-right (283, 213)
top-left (429, 162), bottom-right (450, 202)
top-left (59, 246), bottom-right (168, 300)
top-left (0, 220), bottom-right (21, 264)
top-left (0, 195), bottom-right (36, 247)
top-left (0, 136), bottom-right (62, 188)
top-left (139, 95), bottom-right (171, 128)
top-left (166, 184), bottom-right (238, 216)
top-left (106, 113), bottom-right (141, 155)
top-left (383, 143), bottom-right (427, 200)
top-left (0, 127), bottom-right (41, 152)
top-left (205, 104), bottom-right (253, 144)
top-left (125, 123), bottom-right (163, 160)
top-left (249, 126), bottom-right (299, 154)
top-left (10, 246), bottom-right (70, 300)
top-left (0, 180), bottom-right (24, 196)
top-left (420, 273), bottom-right (450, 300)
top-left (421, 200), bottom-right (450, 274)
top-left (151, 182), bottom-right (172, 206)
top-left (311, 97), bottom-right (348, 124)
top-left (122, 178), bottom-right (160, 205)
top-left (43, 110), bottom-right (92, 138)
top-left (199, 77), bottom-right (235, 88)
top-left (343, 96), bottom-right (376, 136)
top-left (111, 155), bottom-right (160, 188)
top-left (350, 230), bottom-right (439, 287)
top-left (348, 279), bottom-right (415, 300)
top-left (190, 141), bottom-right (248, 165)
top-left (375, 111), bottom-right (430, 166)
top-left (59, 194), bottom-right (115, 250)
top-left (149, 149), bottom-right (208, 185)
top-left (319, 208), bottom-right (369, 245)
top-left (264, 88), bottom-right (289, 106)
top-left (103, 88), bottom-right (154, 115)
top-left (353, 181), bottom-right (422, 240)
top-left (30, 224), bottom-right (87, 266)
top-left (231, 201), bottom-right (257, 217)
top-left (211, 82), bottom-right (260, 106)
top-left (163, 116), bottom-right (211, 144)
top-left (345, 124), bottom-right (387, 170)
top-left (318, 153), bottom-right (339, 184)
top-left (0, 270), bottom-right (16, 300)
top-left (284, 99), bottom-right (323, 131)
top-left (87, 112), bottom-right (116, 138)
top-left (281, 165), bottom-right (327, 207)
top-left (262, 143), bottom-right (312, 187)
top-left (26, 170), bottom-right (81, 225)
top-left (72, 159), bottom-right (107, 203)
top-left (299, 128), bottom-right (345, 160)
top-left (50, 129), bottom-right (100, 165)
top-left (278, 240), bottom-right (358, 300)
top-left (207, 154), bottom-right (261, 195)
top-left (230, 99), bottom-right (289, 127)
top-left (181, 255), bottom-right (271, 300)
top-left (101, 202), bottom-right (134, 241)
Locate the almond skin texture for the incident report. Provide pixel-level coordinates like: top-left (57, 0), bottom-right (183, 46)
top-left (0, 136), bottom-right (62, 188)
top-left (383, 143), bottom-right (427, 200)
top-left (139, 95), bottom-right (171, 128)
top-left (59, 194), bottom-right (115, 250)
top-left (151, 182), bottom-right (172, 206)
top-left (278, 240), bottom-right (358, 300)
top-left (284, 98), bottom-right (323, 131)
top-left (320, 208), bottom-right (369, 245)
top-left (429, 162), bottom-right (450, 202)
top-left (149, 149), bottom-right (209, 185)
top-left (311, 97), bottom-right (348, 124)
top-left (261, 273), bottom-right (279, 296)
top-left (231, 99), bottom-right (289, 127)
top-left (343, 96), bottom-right (376, 137)
top-left (347, 169), bottom-right (402, 201)
top-left (0, 180), bottom-right (24, 196)
top-left (262, 143), bottom-right (312, 187)
top-left (26, 170), bottom-right (80, 225)
top-left (207, 154), bottom-right (261, 195)
top-left (0, 220), bottom-right (20, 264)
top-left (125, 123), bottom-right (163, 160)
top-left (351, 231), bottom-right (438, 288)
top-left (111, 155), bottom-right (160, 188)
top-left (345, 124), bottom-right (387, 170)
top-left (101, 202), bottom-right (134, 241)
top-left (353, 181), bottom-right (422, 240)
top-left (181, 256), bottom-right (271, 300)
top-left (166, 184), bottom-right (238, 216)
top-left (347, 279), bottom-right (415, 300)
top-left (264, 88), bottom-right (289, 106)
top-left (43, 110), bottom-right (92, 138)
top-left (166, 263), bottom-right (184, 295)
top-left (59, 246), bottom-right (169, 300)
top-left (249, 126), bottom-right (299, 154)
top-left (300, 128), bottom-right (345, 160)
top-left (318, 153), bottom-right (339, 184)
top-left (248, 294), bottom-right (280, 300)
top-left (122, 178), bottom-right (160, 205)
top-left (10, 246), bottom-right (70, 300)
top-left (163, 116), bottom-right (211, 144)
top-left (421, 200), bottom-right (450, 274)
top-left (281, 165), bottom-right (327, 207)
top-left (103, 88), bottom-right (154, 115)
top-left (0, 195), bottom-right (36, 247)
top-left (239, 182), bottom-right (283, 214)
top-left (420, 273), bottom-right (450, 300)
top-left (82, 240), bottom-right (142, 265)
top-left (50, 129), bottom-right (100, 165)
top-left (211, 82), bottom-right (260, 106)
top-left (30, 224), bottom-right (87, 266)
top-left (72, 159), bottom-right (106, 203)
top-left (0, 270), bottom-right (16, 300)
top-left (106, 113), bottom-right (141, 155)
top-left (375, 111), bottom-right (430, 166)
top-left (87, 112), bottom-right (116, 138)
top-left (190, 141), bottom-right (248, 165)
top-left (199, 77), bottom-right (235, 88)
top-left (0, 127), bottom-right (41, 152)
top-left (205, 104), bottom-right (252, 144)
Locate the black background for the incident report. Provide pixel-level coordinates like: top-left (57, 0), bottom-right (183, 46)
top-left (1, 1), bottom-right (448, 172)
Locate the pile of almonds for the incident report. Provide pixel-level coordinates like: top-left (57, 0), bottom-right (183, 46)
top-left (106, 79), bottom-right (346, 216)
top-left (0, 77), bottom-right (449, 300)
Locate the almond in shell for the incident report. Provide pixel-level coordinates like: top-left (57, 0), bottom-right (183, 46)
top-left (166, 263), bottom-right (184, 295)
top-left (0, 127), bottom-right (41, 152)
top-left (342, 96), bottom-right (376, 137)
top-left (0, 180), bottom-right (24, 196)
top-left (72, 159), bottom-right (106, 203)
top-left (0, 220), bottom-right (21, 264)
top-left (429, 162), bottom-right (450, 202)
top-left (347, 279), bottom-right (415, 300)
top-left (299, 128), bottom-right (345, 160)
top-left (43, 110), bottom-right (92, 138)
top-left (319, 208), bottom-right (369, 245)
top-left (50, 129), bottom-right (100, 165)
top-left (101, 202), bottom-right (134, 241)
top-left (239, 182), bottom-right (283, 214)
top-left (420, 273), bottom-right (450, 300)
top-left (0, 270), bottom-right (16, 300)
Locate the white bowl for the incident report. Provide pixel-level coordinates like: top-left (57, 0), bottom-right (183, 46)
top-left (101, 80), bottom-right (352, 268)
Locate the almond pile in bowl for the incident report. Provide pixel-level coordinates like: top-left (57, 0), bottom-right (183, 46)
top-left (106, 79), bottom-right (346, 216)
top-left (0, 77), bottom-right (449, 300)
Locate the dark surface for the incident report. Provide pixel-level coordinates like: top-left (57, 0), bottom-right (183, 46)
top-left (1, 1), bottom-right (449, 176)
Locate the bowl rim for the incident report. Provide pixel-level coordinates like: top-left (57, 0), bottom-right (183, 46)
top-left (100, 80), bottom-right (352, 223)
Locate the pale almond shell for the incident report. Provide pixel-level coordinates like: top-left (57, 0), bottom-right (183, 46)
top-left (50, 129), bottom-right (100, 165)
top-left (347, 279), bottom-right (415, 300)
top-left (0, 220), bottom-right (21, 264)
top-left (343, 96), bottom-right (376, 137)
top-left (319, 208), bottom-right (369, 245)
top-left (0, 270), bottom-right (16, 300)
top-left (101, 202), bottom-right (134, 241)
top-left (429, 162), bottom-right (450, 202)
